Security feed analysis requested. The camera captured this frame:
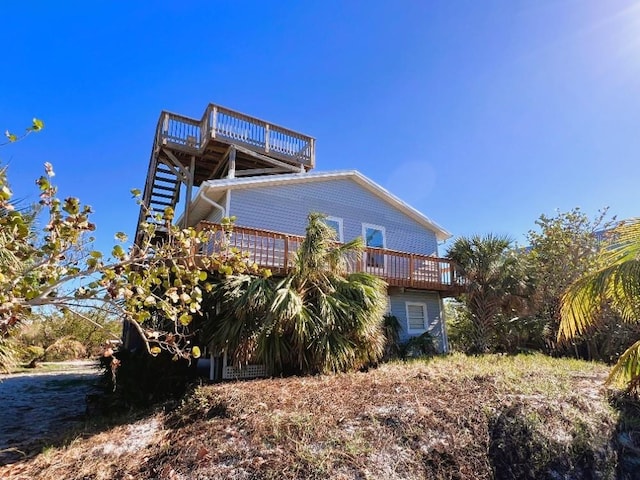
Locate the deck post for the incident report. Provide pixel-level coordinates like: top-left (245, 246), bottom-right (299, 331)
top-left (183, 155), bottom-right (195, 227)
top-left (310, 138), bottom-right (316, 167)
top-left (409, 254), bottom-right (415, 288)
top-left (162, 113), bottom-right (169, 145)
top-left (265, 124), bottom-right (270, 153)
top-left (211, 106), bottom-right (218, 139)
top-left (283, 236), bottom-right (289, 273)
top-left (201, 110), bottom-right (209, 141)
top-left (228, 146), bottom-right (236, 179)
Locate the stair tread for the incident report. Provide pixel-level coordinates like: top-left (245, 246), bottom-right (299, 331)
top-left (150, 192), bottom-right (175, 199)
top-left (154, 175), bottom-right (179, 184)
top-left (152, 184), bottom-right (178, 192)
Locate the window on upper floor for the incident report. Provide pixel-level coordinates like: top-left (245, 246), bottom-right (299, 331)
top-left (406, 302), bottom-right (428, 333)
top-left (324, 216), bottom-right (344, 242)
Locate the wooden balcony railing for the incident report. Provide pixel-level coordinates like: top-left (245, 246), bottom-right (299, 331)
top-left (156, 103), bottom-right (316, 168)
top-left (196, 222), bottom-right (464, 294)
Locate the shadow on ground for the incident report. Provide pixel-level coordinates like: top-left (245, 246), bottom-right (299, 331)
top-left (487, 396), bottom-right (640, 480)
top-left (0, 365), bottom-right (103, 465)
top-left (610, 393), bottom-right (640, 480)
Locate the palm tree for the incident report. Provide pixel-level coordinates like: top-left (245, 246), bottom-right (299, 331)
top-left (559, 219), bottom-right (640, 391)
top-left (203, 213), bottom-right (388, 375)
top-left (446, 234), bottom-right (530, 353)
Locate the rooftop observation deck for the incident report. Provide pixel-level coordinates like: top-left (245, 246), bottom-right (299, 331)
top-left (196, 222), bottom-right (464, 296)
top-left (137, 104), bottom-right (316, 241)
top-left (154, 103), bottom-right (315, 182)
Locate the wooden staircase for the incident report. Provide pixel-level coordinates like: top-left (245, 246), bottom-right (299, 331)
top-left (146, 162), bottom-right (181, 228)
top-left (136, 103), bottom-right (316, 244)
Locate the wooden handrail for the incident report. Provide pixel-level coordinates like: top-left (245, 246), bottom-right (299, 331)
top-left (196, 222), bottom-right (464, 293)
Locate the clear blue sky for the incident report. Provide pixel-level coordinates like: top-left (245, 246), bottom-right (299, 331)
top-left (2, 1), bottom-right (639, 253)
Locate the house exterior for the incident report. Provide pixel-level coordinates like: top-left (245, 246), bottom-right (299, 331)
top-left (136, 103), bottom-right (462, 380)
top-left (187, 170), bottom-right (455, 347)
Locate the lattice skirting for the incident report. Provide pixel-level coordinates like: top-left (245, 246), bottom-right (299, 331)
top-left (222, 364), bottom-right (267, 380)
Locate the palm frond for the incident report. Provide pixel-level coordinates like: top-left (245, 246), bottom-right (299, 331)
top-left (257, 322), bottom-right (293, 374)
top-left (607, 339), bottom-right (640, 392)
top-left (295, 212), bottom-right (333, 274)
top-left (0, 337), bottom-right (17, 373)
top-left (271, 282), bottom-right (304, 326)
top-left (326, 237), bottom-right (364, 274)
top-left (445, 233), bottom-right (525, 352)
top-left (559, 219), bottom-right (640, 342)
top-left (207, 212), bottom-right (388, 375)
top-left (202, 275), bottom-right (274, 364)
top-left (599, 218), bottom-right (640, 266)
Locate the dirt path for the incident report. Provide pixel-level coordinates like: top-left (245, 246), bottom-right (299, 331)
top-left (0, 361), bottom-right (100, 465)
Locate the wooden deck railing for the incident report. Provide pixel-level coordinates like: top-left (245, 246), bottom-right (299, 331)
top-left (156, 103), bottom-right (316, 168)
top-left (196, 222), bottom-right (464, 294)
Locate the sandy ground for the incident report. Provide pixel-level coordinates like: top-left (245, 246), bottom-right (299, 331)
top-left (0, 361), bottom-right (100, 465)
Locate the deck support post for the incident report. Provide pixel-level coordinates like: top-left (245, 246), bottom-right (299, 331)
top-left (183, 155), bottom-right (195, 227)
top-left (228, 146), bottom-right (236, 179)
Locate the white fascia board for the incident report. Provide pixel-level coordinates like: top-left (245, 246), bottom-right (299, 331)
top-left (197, 170), bottom-right (452, 241)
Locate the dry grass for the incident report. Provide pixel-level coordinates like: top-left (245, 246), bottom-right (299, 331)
top-left (1, 353), bottom-right (632, 480)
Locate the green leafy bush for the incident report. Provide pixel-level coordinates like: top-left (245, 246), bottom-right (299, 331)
top-left (382, 314), bottom-right (401, 359)
top-left (43, 337), bottom-right (87, 361)
top-left (15, 344), bottom-right (45, 364)
top-left (0, 337), bottom-right (17, 373)
top-left (13, 311), bottom-right (121, 358)
top-left (401, 332), bottom-right (437, 358)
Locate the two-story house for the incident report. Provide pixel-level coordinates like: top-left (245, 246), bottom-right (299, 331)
top-left (135, 103), bottom-right (462, 380)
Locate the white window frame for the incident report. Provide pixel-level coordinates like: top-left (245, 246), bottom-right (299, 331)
top-left (324, 216), bottom-right (344, 242)
top-left (405, 301), bottom-right (428, 334)
top-left (362, 223), bottom-right (387, 271)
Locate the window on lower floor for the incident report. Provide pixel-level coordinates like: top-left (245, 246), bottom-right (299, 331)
top-left (406, 302), bottom-right (428, 333)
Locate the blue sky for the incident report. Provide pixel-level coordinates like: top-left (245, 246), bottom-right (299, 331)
top-left (2, 1), bottom-right (639, 253)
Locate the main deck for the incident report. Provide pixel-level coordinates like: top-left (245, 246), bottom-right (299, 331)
top-left (196, 222), bottom-right (464, 296)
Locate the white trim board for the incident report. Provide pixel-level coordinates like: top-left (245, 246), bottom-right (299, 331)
top-left (405, 301), bottom-right (428, 334)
